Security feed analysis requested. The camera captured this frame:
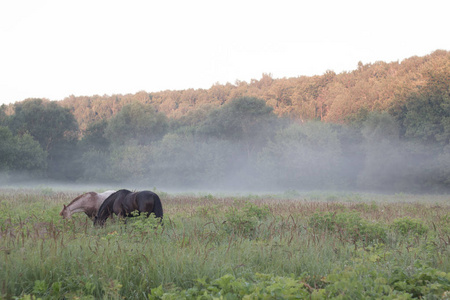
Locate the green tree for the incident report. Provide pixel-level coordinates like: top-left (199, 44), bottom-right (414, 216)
top-left (79, 150), bottom-right (112, 182)
top-left (104, 102), bottom-right (169, 146)
top-left (169, 104), bottom-right (215, 135)
top-left (108, 144), bottom-right (152, 183)
top-left (12, 133), bottom-right (47, 171)
top-left (401, 65), bottom-right (450, 145)
top-left (199, 97), bottom-right (278, 157)
top-left (0, 126), bottom-right (46, 175)
top-left (80, 119), bottom-right (110, 151)
top-left (0, 104), bottom-right (8, 126)
top-left (6, 99), bottom-right (79, 179)
top-left (8, 99), bottom-right (78, 151)
top-left (78, 120), bottom-right (112, 182)
top-left (0, 127), bottom-right (16, 171)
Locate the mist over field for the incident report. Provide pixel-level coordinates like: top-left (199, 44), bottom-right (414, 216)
top-left (1, 51), bottom-right (450, 193)
top-left (1, 113), bottom-right (448, 195)
top-left (1, 105), bottom-right (449, 194)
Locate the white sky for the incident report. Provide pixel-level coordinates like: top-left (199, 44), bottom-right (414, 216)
top-left (0, 0), bottom-right (449, 105)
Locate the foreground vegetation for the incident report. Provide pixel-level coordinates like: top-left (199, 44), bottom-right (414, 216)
top-left (0, 188), bottom-right (449, 299)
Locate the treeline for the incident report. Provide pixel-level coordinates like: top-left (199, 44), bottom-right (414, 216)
top-left (51, 49), bottom-right (449, 131)
top-left (0, 50), bottom-right (449, 192)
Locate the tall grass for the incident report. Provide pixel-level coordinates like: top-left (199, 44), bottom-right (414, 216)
top-left (0, 189), bottom-right (449, 299)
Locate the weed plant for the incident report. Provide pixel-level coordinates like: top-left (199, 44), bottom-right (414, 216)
top-left (0, 189), bottom-right (449, 299)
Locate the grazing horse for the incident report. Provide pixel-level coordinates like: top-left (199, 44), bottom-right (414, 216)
top-left (94, 189), bottom-right (163, 226)
top-left (60, 190), bottom-right (116, 220)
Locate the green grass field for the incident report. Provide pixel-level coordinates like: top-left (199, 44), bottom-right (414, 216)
top-left (0, 188), bottom-right (449, 299)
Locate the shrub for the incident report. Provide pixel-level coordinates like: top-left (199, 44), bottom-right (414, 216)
top-left (309, 212), bottom-right (387, 244)
top-left (149, 273), bottom-right (311, 299)
top-left (389, 262), bottom-right (450, 298)
top-left (128, 211), bottom-right (162, 233)
top-left (391, 217), bottom-right (429, 236)
top-left (223, 202), bottom-right (269, 237)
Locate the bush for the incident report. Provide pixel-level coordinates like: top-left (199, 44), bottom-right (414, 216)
top-left (391, 217), bottom-right (429, 236)
top-left (309, 212), bottom-right (387, 244)
top-left (149, 273), bottom-right (311, 299)
top-left (148, 265), bottom-right (450, 299)
top-left (389, 262), bottom-right (450, 298)
top-left (223, 202), bottom-right (269, 237)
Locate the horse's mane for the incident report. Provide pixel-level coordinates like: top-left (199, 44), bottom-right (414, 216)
top-left (67, 192), bottom-right (97, 206)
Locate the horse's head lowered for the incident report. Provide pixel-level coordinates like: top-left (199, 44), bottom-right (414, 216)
top-left (59, 205), bottom-right (71, 219)
top-left (93, 215), bottom-right (105, 226)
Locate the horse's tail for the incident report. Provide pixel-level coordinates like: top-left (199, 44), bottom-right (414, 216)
top-left (153, 194), bottom-right (164, 221)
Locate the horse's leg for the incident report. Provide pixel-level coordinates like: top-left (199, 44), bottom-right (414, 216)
top-left (137, 200), bottom-right (153, 218)
top-left (112, 206), bottom-right (125, 224)
top-left (117, 211), bottom-right (128, 224)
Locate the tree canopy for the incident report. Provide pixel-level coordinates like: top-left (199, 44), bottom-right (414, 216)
top-left (7, 99), bottom-right (78, 151)
top-left (50, 50), bottom-right (449, 130)
top-left (104, 102), bottom-right (169, 146)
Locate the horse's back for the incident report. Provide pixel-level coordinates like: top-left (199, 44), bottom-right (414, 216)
top-left (98, 190), bottom-right (116, 200)
top-left (137, 190), bottom-right (158, 199)
top-left (98, 190), bottom-right (130, 215)
top-left (93, 190), bottom-right (115, 210)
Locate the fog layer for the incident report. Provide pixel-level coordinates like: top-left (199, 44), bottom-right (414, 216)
top-left (1, 98), bottom-right (449, 193)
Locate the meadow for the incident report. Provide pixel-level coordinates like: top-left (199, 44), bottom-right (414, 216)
top-left (0, 188), bottom-right (449, 299)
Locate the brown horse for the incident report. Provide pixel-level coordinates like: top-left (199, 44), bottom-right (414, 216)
top-left (94, 189), bottom-right (163, 226)
top-left (60, 190), bottom-right (116, 220)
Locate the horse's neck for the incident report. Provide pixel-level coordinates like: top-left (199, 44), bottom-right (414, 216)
top-left (66, 201), bottom-right (84, 214)
top-left (67, 195), bottom-right (93, 213)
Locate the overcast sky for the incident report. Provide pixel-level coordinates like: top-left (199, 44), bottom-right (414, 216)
top-left (0, 0), bottom-right (448, 105)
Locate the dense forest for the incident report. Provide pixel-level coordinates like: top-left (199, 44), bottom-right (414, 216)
top-left (0, 50), bottom-right (449, 192)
